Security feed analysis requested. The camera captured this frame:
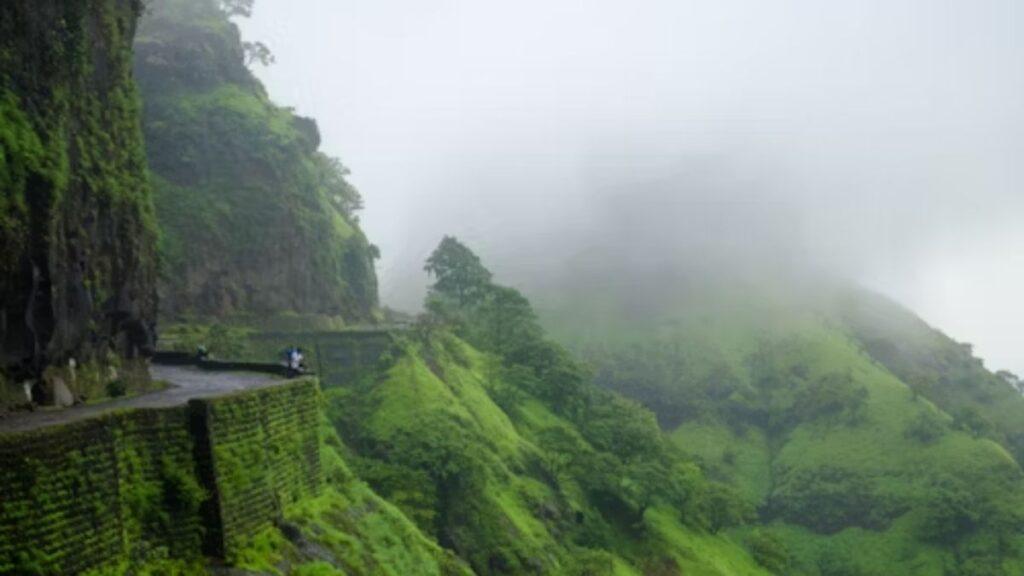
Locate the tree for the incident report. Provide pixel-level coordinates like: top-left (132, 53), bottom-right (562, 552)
top-left (536, 426), bottom-right (583, 479)
top-left (220, 0), bottom-right (254, 17)
top-left (315, 155), bottom-right (362, 216)
top-left (242, 41), bottom-right (275, 67)
top-left (747, 529), bottom-right (792, 573)
top-left (904, 410), bottom-right (947, 444)
top-left (424, 236), bottom-right (493, 306)
top-left (790, 370), bottom-right (868, 426)
top-left (953, 406), bottom-right (993, 438)
top-left (905, 371), bottom-right (934, 401)
top-left (470, 285), bottom-right (542, 355)
top-left (219, 1), bottom-right (275, 68)
top-left (919, 476), bottom-right (981, 544)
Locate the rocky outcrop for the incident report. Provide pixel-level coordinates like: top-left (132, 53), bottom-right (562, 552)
top-left (134, 0), bottom-right (380, 323)
top-left (0, 0), bottom-right (158, 382)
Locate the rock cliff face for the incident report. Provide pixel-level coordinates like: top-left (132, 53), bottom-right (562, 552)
top-left (134, 0), bottom-right (380, 323)
top-left (0, 0), bottom-right (158, 382)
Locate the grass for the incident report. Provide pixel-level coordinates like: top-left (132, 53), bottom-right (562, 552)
top-left (643, 507), bottom-right (770, 576)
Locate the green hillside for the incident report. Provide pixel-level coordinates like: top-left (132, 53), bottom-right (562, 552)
top-left (324, 331), bottom-right (769, 576)
top-left (538, 272), bottom-right (1024, 575)
top-left (133, 0), bottom-right (378, 323)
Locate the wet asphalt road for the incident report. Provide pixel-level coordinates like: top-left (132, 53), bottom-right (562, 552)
top-left (0, 364), bottom-right (281, 435)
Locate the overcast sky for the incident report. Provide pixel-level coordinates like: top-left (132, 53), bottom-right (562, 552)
top-left (240, 0), bottom-right (1024, 374)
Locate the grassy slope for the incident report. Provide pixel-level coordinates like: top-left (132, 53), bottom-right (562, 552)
top-left (106, 415), bottom-right (472, 576)
top-left (539, 277), bottom-right (1024, 575)
top-left (228, 418), bottom-right (472, 576)
top-left (326, 335), bottom-right (771, 575)
top-left (837, 286), bottom-right (1024, 465)
top-left (125, 281), bottom-right (1024, 575)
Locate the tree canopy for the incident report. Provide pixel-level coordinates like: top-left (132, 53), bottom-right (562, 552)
top-left (424, 236), bottom-right (493, 306)
top-left (220, 0), bottom-right (254, 17)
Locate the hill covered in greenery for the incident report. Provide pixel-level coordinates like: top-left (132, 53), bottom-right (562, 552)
top-left (130, 237), bottom-right (1024, 576)
top-left (6, 1), bottom-right (1022, 575)
top-left (133, 0), bottom-right (378, 323)
top-left (317, 237), bottom-right (773, 575)
top-left (536, 267), bottom-right (1024, 575)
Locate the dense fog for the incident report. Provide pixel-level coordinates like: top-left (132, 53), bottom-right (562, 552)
top-left (240, 0), bottom-right (1024, 373)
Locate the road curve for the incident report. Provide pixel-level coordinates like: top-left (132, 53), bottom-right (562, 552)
top-left (0, 365), bottom-right (282, 435)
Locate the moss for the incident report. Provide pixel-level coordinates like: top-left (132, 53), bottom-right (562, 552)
top-left (0, 376), bottom-right (328, 574)
top-left (0, 90), bottom-right (42, 275)
top-left (0, 405), bottom-right (209, 573)
top-left (203, 379), bottom-right (324, 557)
top-left (220, 418), bottom-right (473, 576)
top-left (0, 0), bottom-right (158, 392)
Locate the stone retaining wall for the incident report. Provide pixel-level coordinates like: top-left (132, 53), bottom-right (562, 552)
top-left (244, 330), bottom-right (396, 387)
top-left (0, 378), bottom-right (322, 574)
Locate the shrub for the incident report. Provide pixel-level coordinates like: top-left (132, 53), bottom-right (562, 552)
top-left (953, 407), bottom-right (993, 439)
top-left (818, 546), bottom-right (864, 576)
top-left (904, 410), bottom-right (947, 443)
top-left (918, 477), bottom-right (981, 544)
top-left (106, 378), bottom-right (127, 398)
top-left (768, 466), bottom-right (899, 533)
top-left (699, 482), bottom-right (754, 533)
top-left (747, 529), bottom-right (791, 573)
top-left (790, 371), bottom-right (868, 426)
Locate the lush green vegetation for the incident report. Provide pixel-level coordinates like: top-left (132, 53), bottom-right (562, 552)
top-left (226, 419), bottom-right (472, 576)
top-left (134, 0), bottom-right (378, 322)
top-left (1, 0), bottom-right (158, 393)
top-left (539, 273), bottom-right (1024, 575)
top-left (7, 0), bottom-right (1023, 574)
top-left (158, 240), bottom-right (1024, 575)
top-left (318, 237), bottom-right (773, 575)
top-left (75, 406), bottom-right (471, 576)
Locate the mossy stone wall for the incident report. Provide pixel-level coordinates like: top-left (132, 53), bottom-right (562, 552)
top-left (0, 378), bottom-right (323, 574)
top-left (0, 418), bottom-right (123, 574)
top-left (202, 378), bottom-right (323, 557)
top-left (244, 331), bottom-right (396, 388)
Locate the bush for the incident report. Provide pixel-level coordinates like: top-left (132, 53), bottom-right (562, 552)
top-left (904, 410), bottom-right (947, 443)
top-left (768, 466), bottom-right (900, 533)
top-left (790, 371), bottom-right (868, 426)
top-left (702, 482), bottom-right (754, 532)
top-left (953, 407), bottom-right (993, 439)
top-left (818, 546), bottom-right (864, 576)
top-left (106, 379), bottom-right (127, 398)
top-left (747, 529), bottom-right (791, 573)
top-left (918, 477), bottom-right (981, 544)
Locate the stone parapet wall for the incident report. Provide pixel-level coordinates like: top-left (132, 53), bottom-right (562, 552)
top-left (244, 330), bottom-right (396, 387)
top-left (0, 377), bottom-right (322, 574)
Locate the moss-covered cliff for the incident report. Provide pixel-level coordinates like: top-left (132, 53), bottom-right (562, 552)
top-left (0, 0), bottom-right (158, 381)
top-left (134, 0), bottom-right (379, 323)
